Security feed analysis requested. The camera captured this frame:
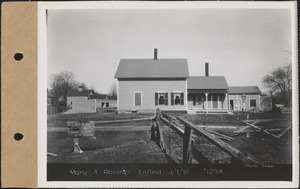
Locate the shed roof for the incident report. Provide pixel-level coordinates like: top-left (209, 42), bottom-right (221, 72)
top-left (228, 86), bottom-right (261, 94)
top-left (114, 59), bottom-right (189, 79)
top-left (187, 76), bottom-right (229, 90)
top-left (67, 89), bottom-right (94, 97)
top-left (90, 93), bottom-right (107, 99)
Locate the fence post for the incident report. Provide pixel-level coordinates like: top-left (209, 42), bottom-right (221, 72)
top-left (182, 126), bottom-right (192, 164)
top-left (155, 109), bottom-right (165, 151)
top-left (150, 119), bottom-right (157, 141)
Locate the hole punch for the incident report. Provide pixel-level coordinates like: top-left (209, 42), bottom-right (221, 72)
top-left (14, 53), bottom-right (23, 61)
top-left (14, 133), bottom-right (24, 141)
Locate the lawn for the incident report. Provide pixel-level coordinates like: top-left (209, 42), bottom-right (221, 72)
top-left (48, 129), bottom-right (169, 163)
top-left (47, 112), bottom-right (293, 164)
top-left (48, 112), bottom-right (153, 123)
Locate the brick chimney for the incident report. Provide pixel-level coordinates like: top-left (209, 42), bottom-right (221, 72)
top-left (154, 48), bottom-right (158, 60)
top-left (205, 63), bottom-right (209, 76)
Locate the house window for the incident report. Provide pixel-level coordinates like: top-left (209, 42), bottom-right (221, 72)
top-left (134, 92), bottom-right (142, 106)
top-left (155, 92), bottom-right (168, 105)
top-left (250, 99), bottom-right (256, 107)
top-left (171, 92), bottom-right (184, 105)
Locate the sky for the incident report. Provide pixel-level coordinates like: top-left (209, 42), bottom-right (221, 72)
top-left (47, 8), bottom-right (292, 94)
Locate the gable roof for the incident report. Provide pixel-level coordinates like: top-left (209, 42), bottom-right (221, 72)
top-left (187, 76), bottom-right (229, 90)
top-left (67, 89), bottom-right (94, 97)
top-left (114, 59), bottom-right (189, 79)
top-left (90, 93), bottom-right (117, 100)
top-left (228, 86), bottom-right (261, 94)
top-left (90, 93), bottom-right (107, 99)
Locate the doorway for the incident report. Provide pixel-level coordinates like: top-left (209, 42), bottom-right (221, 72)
top-left (230, 100), bottom-right (234, 110)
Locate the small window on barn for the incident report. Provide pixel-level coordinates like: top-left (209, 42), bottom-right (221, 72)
top-left (134, 92), bottom-right (142, 106)
top-left (250, 99), bottom-right (256, 107)
top-left (155, 92), bottom-right (168, 105)
top-left (171, 92), bottom-right (184, 105)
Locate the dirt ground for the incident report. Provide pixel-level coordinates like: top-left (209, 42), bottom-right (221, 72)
top-left (48, 127), bottom-right (168, 163)
top-left (47, 112), bottom-right (292, 164)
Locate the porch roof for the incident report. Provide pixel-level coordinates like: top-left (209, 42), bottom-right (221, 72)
top-left (187, 76), bottom-right (229, 90)
top-left (67, 89), bottom-right (94, 97)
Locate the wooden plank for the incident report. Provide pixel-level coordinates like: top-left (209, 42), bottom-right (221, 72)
top-left (197, 125), bottom-right (237, 129)
top-left (177, 117), bottom-right (258, 164)
top-left (94, 117), bottom-right (153, 124)
top-left (234, 126), bottom-right (250, 134)
top-left (242, 119), bottom-right (286, 123)
top-left (160, 116), bottom-right (184, 137)
top-left (204, 128), bottom-right (235, 141)
top-left (277, 125), bottom-right (292, 138)
top-left (243, 122), bottom-right (280, 139)
top-left (264, 128), bottom-right (282, 132)
top-left (156, 117), bottom-right (166, 152)
top-left (182, 126), bottom-right (192, 164)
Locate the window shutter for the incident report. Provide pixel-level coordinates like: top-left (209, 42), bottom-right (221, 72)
top-left (155, 92), bottom-right (158, 106)
top-left (165, 92), bottom-right (168, 105)
top-left (171, 92), bottom-right (174, 105)
top-left (193, 94), bottom-right (196, 106)
top-left (181, 92), bottom-right (184, 105)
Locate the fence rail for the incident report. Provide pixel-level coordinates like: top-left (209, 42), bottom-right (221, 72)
top-left (151, 109), bottom-right (259, 165)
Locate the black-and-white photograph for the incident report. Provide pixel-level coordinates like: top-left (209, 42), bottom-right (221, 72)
top-left (42, 2), bottom-right (297, 186)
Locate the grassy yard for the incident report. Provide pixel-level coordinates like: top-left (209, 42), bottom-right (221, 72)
top-left (48, 112), bottom-right (153, 123)
top-left (48, 112), bottom-right (293, 164)
top-left (48, 129), bottom-right (169, 163)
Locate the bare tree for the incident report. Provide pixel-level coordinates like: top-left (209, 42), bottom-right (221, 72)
top-left (49, 71), bottom-right (78, 111)
top-left (108, 83), bottom-right (117, 98)
top-left (262, 64), bottom-right (292, 107)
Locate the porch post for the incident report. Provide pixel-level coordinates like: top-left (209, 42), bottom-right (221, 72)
top-left (225, 93), bottom-right (228, 110)
top-left (205, 93), bottom-right (209, 113)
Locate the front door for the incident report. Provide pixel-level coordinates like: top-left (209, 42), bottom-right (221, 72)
top-left (213, 94), bottom-right (218, 108)
top-left (230, 100), bottom-right (234, 110)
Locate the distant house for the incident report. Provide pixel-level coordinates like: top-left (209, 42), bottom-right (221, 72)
top-left (64, 86), bottom-right (96, 114)
top-left (90, 93), bottom-right (117, 109)
top-left (47, 89), bottom-right (57, 114)
top-left (64, 86), bottom-right (117, 114)
top-left (114, 49), bottom-right (262, 114)
top-left (228, 86), bottom-right (261, 111)
top-left (67, 86), bottom-right (95, 108)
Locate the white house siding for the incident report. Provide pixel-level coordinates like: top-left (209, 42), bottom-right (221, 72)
top-left (64, 99), bottom-right (96, 114)
top-left (118, 80), bottom-right (186, 112)
top-left (67, 96), bottom-right (88, 107)
top-left (96, 99), bottom-right (117, 108)
top-left (228, 94), bottom-right (260, 111)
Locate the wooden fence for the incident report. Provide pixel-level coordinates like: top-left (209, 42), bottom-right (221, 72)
top-left (151, 109), bottom-right (259, 165)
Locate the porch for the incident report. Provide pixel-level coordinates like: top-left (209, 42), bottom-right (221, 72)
top-left (187, 90), bottom-right (228, 114)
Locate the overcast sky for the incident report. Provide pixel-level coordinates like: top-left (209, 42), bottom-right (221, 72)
top-left (47, 8), bottom-right (292, 94)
